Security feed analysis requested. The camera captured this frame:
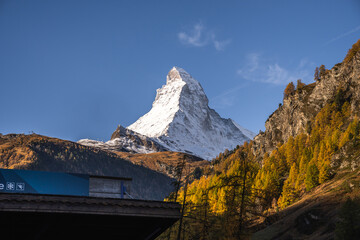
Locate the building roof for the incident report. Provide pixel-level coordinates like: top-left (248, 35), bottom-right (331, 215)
top-left (0, 193), bottom-right (180, 239)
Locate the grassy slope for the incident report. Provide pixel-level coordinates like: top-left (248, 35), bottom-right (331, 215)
top-left (251, 168), bottom-right (360, 240)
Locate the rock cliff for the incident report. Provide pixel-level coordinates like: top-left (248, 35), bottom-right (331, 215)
top-left (253, 50), bottom-right (360, 157)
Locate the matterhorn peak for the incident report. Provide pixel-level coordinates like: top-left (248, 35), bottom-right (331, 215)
top-left (167, 66), bottom-right (192, 84)
top-left (79, 67), bottom-right (254, 160)
top-left (127, 67), bottom-right (254, 160)
top-left (166, 66), bottom-right (205, 93)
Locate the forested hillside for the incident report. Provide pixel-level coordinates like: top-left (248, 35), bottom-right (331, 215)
top-left (161, 40), bottom-right (360, 240)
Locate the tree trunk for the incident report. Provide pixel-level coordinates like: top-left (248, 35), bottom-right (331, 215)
top-left (177, 172), bottom-right (189, 240)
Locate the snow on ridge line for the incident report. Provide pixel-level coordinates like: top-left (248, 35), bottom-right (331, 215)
top-left (78, 137), bottom-right (158, 154)
top-left (231, 119), bottom-right (257, 139)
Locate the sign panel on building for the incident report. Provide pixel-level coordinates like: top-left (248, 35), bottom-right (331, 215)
top-left (0, 169), bottom-right (89, 196)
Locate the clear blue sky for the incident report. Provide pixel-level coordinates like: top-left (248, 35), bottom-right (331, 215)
top-left (1, 0), bottom-right (359, 142)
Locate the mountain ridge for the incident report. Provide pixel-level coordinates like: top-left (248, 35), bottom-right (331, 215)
top-left (79, 66), bottom-right (254, 160)
top-left (78, 124), bottom-right (168, 154)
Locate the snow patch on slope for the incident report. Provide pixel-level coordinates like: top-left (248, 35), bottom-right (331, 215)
top-left (78, 138), bottom-right (158, 154)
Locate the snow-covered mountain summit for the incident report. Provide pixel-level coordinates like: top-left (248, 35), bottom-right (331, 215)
top-left (127, 66), bottom-right (255, 160)
top-left (127, 67), bottom-right (208, 137)
top-left (79, 67), bottom-right (255, 160)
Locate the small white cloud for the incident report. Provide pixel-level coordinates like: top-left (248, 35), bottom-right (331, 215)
top-left (237, 53), bottom-right (313, 85)
top-left (178, 22), bottom-right (208, 47)
top-left (266, 64), bottom-right (292, 85)
top-left (178, 22), bottom-right (230, 51)
top-left (246, 53), bottom-right (260, 72)
top-left (213, 38), bottom-right (231, 51)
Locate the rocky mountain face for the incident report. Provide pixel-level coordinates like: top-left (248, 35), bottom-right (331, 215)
top-left (79, 67), bottom-right (255, 160)
top-left (252, 50), bottom-right (360, 158)
top-left (127, 67), bottom-right (255, 160)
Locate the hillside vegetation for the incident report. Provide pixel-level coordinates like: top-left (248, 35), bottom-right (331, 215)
top-left (160, 40), bottom-right (360, 240)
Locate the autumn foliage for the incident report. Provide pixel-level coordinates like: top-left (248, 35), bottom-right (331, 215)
top-left (284, 82), bottom-right (295, 98)
top-left (344, 39), bottom-right (360, 63)
top-left (161, 86), bottom-right (360, 239)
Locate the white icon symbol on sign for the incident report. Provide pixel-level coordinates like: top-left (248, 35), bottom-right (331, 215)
top-left (16, 183), bottom-right (25, 191)
top-left (6, 182), bottom-right (15, 190)
top-left (0, 183), bottom-right (4, 190)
